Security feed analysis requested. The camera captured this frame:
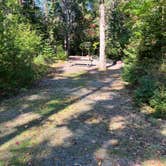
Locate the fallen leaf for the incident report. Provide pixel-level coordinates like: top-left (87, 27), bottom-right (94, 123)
top-left (15, 141), bottom-right (20, 145)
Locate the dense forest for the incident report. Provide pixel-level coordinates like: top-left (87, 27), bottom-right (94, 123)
top-left (1, 0), bottom-right (165, 118)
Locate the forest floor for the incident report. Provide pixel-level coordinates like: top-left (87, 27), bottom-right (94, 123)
top-left (0, 56), bottom-right (166, 166)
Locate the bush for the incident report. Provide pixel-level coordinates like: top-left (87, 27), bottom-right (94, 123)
top-left (121, 0), bottom-right (165, 119)
top-left (134, 76), bottom-right (157, 104)
top-left (150, 88), bottom-right (166, 119)
top-left (33, 43), bottom-right (56, 78)
top-left (55, 45), bottom-right (67, 60)
top-left (42, 43), bottom-right (55, 59)
top-left (0, 1), bottom-right (66, 96)
top-left (122, 62), bottom-right (138, 84)
top-left (0, 5), bottom-right (42, 93)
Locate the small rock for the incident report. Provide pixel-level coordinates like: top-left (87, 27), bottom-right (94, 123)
top-left (129, 136), bottom-right (134, 140)
top-left (73, 164), bottom-right (81, 166)
top-left (92, 140), bottom-right (96, 144)
top-left (110, 139), bottom-right (119, 146)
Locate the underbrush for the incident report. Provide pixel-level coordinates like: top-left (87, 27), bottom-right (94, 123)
top-left (55, 45), bottom-right (67, 60)
top-left (0, 1), bottom-right (67, 98)
top-left (121, 0), bottom-right (165, 119)
top-left (0, 41), bottom-right (66, 98)
top-left (150, 88), bottom-right (166, 119)
top-left (123, 62), bottom-right (166, 119)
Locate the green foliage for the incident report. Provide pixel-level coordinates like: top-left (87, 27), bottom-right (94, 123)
top-left (134, 76), bottom-right (157, 104)
top-left (122, 62), bottom-right (139, 84)
top-left (79, 41), bottom-right (99, 56)
top-left (0, 1), bottom-right (58, 95)
top-left (56, 45), bottom-right (67, 60)
top-left (0, 3), bottom-right (41, 92)
top-left (121, 0), bottom-right (165, 118)
top-left (0, 0), bottom-right (70, 95)
top-left (42, 43), bottom-right (55, 59)
top-left (92, 42), bottom-right (99, 55)
top-left (150, 88), bottom-right (166, 119)
top-left (80, 42), bottom-right (92, 55)
top-left (106, 0), bottom-right (130, 60)
top-left (0, 0), bottom-right (165, 121)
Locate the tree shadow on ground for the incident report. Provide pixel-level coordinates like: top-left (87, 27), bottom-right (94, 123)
top-left (0, 64), bottom-right (165, 166)
top-left (29, 82), bottom-right (165, 165)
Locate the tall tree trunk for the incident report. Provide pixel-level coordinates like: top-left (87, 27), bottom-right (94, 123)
top-left (19, 0), bottom-right (23, 5)
top-left (99, 0), bottom-right (106, 70)
top-left (66, 32), bottom-right (70, 57)
top-left (44, 0), bottom-right (48, 22)
top-left (64, 37), bottom-right (67, 56)
top-left (32, 0), bottom-right (35, 9)
top-left (67, 34), bottom-right (70, 56)
top-left (161, 0), bottom-right (165, 62)
top-left (64, 34), bottom-right (70, 57)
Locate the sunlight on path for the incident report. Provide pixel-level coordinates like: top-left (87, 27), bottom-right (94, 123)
top-left (0, 57), bottom-right (165, 166)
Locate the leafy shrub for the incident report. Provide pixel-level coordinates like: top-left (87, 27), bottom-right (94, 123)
top-left (55, 45), bottom-right (67, 60)
top-left (0, 24), bottom-right (41, 87)
top-left (134, 76), bottom-right (157, 104)
top-left (106, 0), bottom-right (130, 60)
top-left (0, 3), bottom-right (42, 93)
top-left (33, 43), bottom-right (56, 78)
top-left (33, 54), bottom-right (48, 79)
top-left (122, 62), bottom-right (138, 84)
top-left (121, 0), bottom-right (165, 119)
top-left (42, 43), bottom-right (55, 59)
top-left (150, 88), bottom-right (166, 119)
top-left (106, 44), bottom-right (121, 60)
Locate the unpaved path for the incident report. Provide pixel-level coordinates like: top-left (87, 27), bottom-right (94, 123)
top-left (0, 56), bottom-right (166, 166)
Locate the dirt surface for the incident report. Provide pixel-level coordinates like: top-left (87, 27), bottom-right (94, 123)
top-left (0, 56), bottom-right (166, 166)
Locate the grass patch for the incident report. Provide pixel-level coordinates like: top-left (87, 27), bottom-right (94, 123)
top-left (63, 71), bottom-right (87, 78)
top-left (36, 98), bottom-right (70, 116)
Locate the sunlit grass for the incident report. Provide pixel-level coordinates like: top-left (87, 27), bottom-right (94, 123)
top-left (142, 157), bottom-right (166, 166)
top-left (63, 71), bottom-right (87, 78)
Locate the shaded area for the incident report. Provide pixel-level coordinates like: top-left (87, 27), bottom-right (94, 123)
top-left (0, 58), bottom-right (165, 166)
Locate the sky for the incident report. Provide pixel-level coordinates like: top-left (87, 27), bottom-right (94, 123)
top-left (34, 0), bottom-right (92, 12)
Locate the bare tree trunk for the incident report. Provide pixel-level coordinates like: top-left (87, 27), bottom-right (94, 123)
top-left (161, 0), bottom-right (166, 62)
top-left (32, 0), bottom-right (35, 9)
top-left (64, 33), bottom-right (70, 57)
top-left (44, 0), bottom-right (48, 22)
top-left (19, 0), bottom-right (23, 5)
top-left (67, 35), bottom-right (70, 56)
top-left (64, 37), bottom-right (68, 56)
top-left (99, 0), bottom-right (106, 70)
top-left (66, 25), bottom-right (70, 57)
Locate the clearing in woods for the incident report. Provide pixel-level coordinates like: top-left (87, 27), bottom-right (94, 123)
top-left (0, 56), bottom-right (165, 166)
